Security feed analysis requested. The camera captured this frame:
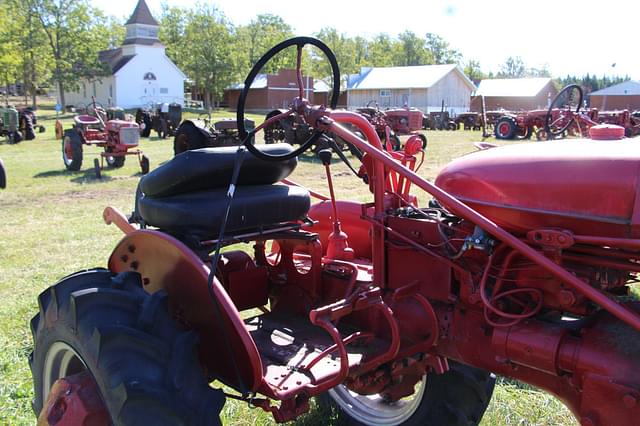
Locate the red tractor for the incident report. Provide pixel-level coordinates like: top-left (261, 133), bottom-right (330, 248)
top-left (494, 109), bottom-right (551, 140)
top-left (594, 109), bottom-right (640, 137)
top-left (355, 103), bottom-right (427, 150)
top-left (31, 38), bottom-right (640, 426)
top-left (264, 102), bottom-right (427, 152)
top-left (60, 100), bottom-right (149, 178)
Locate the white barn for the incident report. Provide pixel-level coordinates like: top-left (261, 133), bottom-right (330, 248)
top-left (65, 0), bottom-right (186, 109)
top-left (346, 64), bottom-right (475, 114)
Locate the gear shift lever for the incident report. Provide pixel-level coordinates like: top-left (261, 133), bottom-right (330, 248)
top-left (318, 149), bottom-right (354, 260)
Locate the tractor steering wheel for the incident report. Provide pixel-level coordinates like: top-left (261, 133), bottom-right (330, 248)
top-left (237, 37), bottom-right (340, 161)
top-left (544, 84), bottom-right (583, 138)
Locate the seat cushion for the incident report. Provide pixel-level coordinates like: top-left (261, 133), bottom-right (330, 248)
top-left (138, 184), bottom-right (310, 238)
top-left (141, 143), bottom-right (297, 198)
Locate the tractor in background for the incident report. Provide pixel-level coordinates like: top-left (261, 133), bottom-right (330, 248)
top-left (60, 99), bottom-right (149, 178)
top-left (356, 103), bottom-right (428, 149)
top-left (0, 105), bottom-right (22, 143)
top-left (173, 113), bottom-right (255, 155)
top-left (18, 107), bottom-right (45, 140)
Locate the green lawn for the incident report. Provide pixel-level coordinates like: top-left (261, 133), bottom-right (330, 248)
top-left (0, 107), bottom-right (575, 425)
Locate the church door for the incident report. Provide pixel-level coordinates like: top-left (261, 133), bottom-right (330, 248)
top-left (142, 71), bottom-right (158, 104)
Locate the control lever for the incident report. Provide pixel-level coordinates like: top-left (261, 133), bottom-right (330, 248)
top-left (318, 149), bottom-right (354, 260)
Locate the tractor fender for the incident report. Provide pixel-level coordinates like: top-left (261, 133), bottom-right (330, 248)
top-left (107, 229), bottom-right (264, 392)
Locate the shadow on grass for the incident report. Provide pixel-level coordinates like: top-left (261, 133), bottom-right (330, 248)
top-left (33, 168), bottom-right (113, 183)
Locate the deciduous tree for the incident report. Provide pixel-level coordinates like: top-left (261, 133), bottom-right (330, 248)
top-left (425, 32), bottom-right (462, 64)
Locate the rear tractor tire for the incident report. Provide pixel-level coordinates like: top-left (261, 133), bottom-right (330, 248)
top-left (174, 121), bottom-right (207, 155)
top-left (29, 269), bottom-right (225, 425)
top-left (494, 117), bottom-right (518, 140)
top-left (62, 129), bottom-right (83, 171)
top-left (326, 361), bottom-right (495, 426)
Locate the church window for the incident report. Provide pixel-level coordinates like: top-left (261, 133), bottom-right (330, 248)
top-left (143, 72), bottom-right (157, 81)
top-left (160, 88), bottom-right (168, 94)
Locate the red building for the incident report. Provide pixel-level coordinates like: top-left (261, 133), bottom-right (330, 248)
top-left (224, 69), bottom-right (314, 112)
top-left (470, 78), bottom-right (558, 112)
top-left (223, 69), bottom-right (346, 112)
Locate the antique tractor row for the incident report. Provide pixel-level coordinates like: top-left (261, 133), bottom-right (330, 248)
top-left (32, 37), bottom-right (640, 426)
top-left (264, 103), bottom-right (427, 151)
top-left (494, 84), bottom-right (640, 141)
top-left (60, 101), bottom-right (149, 178)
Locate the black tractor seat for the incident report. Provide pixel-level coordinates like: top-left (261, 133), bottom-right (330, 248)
top-left (137, 144), bottom-right (310, 239)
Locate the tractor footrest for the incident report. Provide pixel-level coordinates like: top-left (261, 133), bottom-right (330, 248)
top-left (245, 313), bottom-right (386, 393)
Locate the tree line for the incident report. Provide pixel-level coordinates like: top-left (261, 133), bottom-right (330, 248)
top-left (0, 0), bottom-right (631, 108)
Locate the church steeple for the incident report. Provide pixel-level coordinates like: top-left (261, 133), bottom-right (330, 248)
top-left (123, 0), bottom-right (160, 45)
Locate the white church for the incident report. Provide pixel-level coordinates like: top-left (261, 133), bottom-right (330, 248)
top-left (65, 0), bottom-right (186, 109)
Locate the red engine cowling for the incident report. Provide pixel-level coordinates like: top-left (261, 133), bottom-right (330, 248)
top-left (435, 140), bottom-right (640, 238)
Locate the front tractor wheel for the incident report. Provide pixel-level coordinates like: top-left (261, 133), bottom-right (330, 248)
top-left (326, 361), bottom-right (495, 426)
top-left (105, 151), bottom-right (125, 168)
top-left (30, 269), bottom-right (225, 425)
top-left (62, 129), bottom-right (83, 171)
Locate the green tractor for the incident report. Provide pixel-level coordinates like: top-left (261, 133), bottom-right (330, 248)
top-left (0, 105), bottom-right (22, 143)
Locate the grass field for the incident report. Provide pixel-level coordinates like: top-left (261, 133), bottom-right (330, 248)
top-left (0, 105), bottom-right (576, 425)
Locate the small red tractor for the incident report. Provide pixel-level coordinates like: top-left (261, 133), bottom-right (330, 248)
top-left (59, 100), bottom-right (149, 178)
top-left (355, 103), bottom-right (427, 149)
top-left (31, 38), bottom-right (640, 426)
top-left (494, 109), bottom-right (550, 140)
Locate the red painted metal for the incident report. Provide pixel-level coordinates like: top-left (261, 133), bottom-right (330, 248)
top-left (435, 140), bottom-right (640, 238)
top-left (93, 46), bottom-right (640, 425)
top-left (38, 371), bottom-right (109, 426)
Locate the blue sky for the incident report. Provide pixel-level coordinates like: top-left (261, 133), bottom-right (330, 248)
top-left (94, 0), bottom-right (640, 80)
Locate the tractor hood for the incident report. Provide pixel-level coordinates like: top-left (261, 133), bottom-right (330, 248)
top-left (435, 140), bottom-right (640, 238)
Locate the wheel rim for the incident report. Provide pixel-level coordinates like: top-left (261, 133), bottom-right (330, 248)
top-left (328, 375), bottom-right (426, 425)
top-left (63, 137), bottom-right (73, 165)
top-left (42, 341), bottom-right (88, 403)
top-left (498, 122), bottom-right (510, 137)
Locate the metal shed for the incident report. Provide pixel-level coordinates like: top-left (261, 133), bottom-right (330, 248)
top-left (588, 81), bottom-right (640, 111)
top-left (346, 64), bottom-right (476, 114)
